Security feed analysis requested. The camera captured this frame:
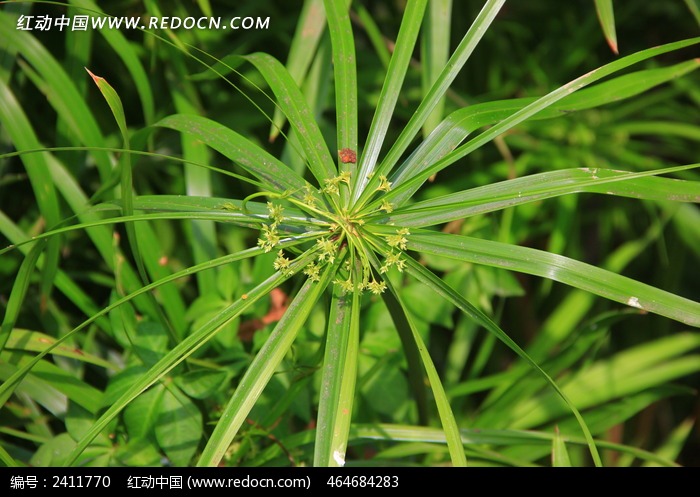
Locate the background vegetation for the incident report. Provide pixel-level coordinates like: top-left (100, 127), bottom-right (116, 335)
top-left (0, 0), bottom-right (699, 467)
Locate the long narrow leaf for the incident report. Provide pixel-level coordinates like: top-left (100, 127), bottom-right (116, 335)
top-left (155, 114), bottom-right (309, 196)
top-left (0, 78), bottom-right (61, 313)
top-left (371, 250), bottom-right (467, 467)
top-left (350, 0), bottom-right (428, 202)
top-left (313, 283), bottom-right (360, 467)
top-left (270, 0), bottom-right (326, 141)
top-left (323, 0), bottom-right (357, 207)
top-left (69, 0), bottom-right (155, 124)
top-left (594, 0), bottom-right (619, 54)
top-left (384, 245), bottom-right (603, 466)
top-left (0, 241), bottom-right (45, 353)
top-left (0, 16), bottom-right (112, 180)
top-left (197, 253), bottom-right (341, 467)
top-left (380, 38), bottom-right (700, 208)
top-left (421, 0), bottom-right (454, 138)
top-left (356, 0), bottom-right (505, 207)
top-left (242, 53), bottom-right (336, 184)
top-left (375, 164), bottom-right (700, 227)
top-left (87, 69), bottom-right (180, 342)
top-left (65, 249), bottom-right (316, 466)
top-left (398, 229), bottom-right (700, 327)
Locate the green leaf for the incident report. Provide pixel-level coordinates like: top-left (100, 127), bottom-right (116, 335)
top-left (400, 228), bottom-right (700, 327)
top-left (169, 61), bottom-right (217, 297)
top-left (86, 68), bottom-right (177, 344)
top-left (0, 445), bottom-right (16, 467)
top-left (242, 52), bottom-right (336, 185)
top-left (643, 417), bottom-right (696, 467)
top-left (3, 329), bottom-right (115, 370)
top-left (353, 3), bottom-right (391, 68)
top-left (388, 246), bottom-right (602, 466)
top-left (421, 0), bottom-right (453, 138)
top-left (0, 15), bottom-right (112, 180)
top-left (155, 114), bottom-right (308, 195)
top-left (175, 370), bottom-right (228, 399)
top-left (314, 285), bottom-right (360, 467)
top-left (116, 438), bottom-right (163, 466)
top-left (357, 0), bottom-right (505, 206)
top-left (197, 252), bottom-right (341, 467)
top-left (323, 0), bottom-right (357, 207)
top-left (30, 434), bottom-right (78, 467)
top-left (102, 366), bottom-right (150, 409)
top-left (351, 0), bottom-right (428, 202)
top-left (0, 241), bottom-right (45, 354)
top-left (366, 248), bottom-right (467, 467)
top-left (131, 321), bottom-right (170, 368)
top-left (402, 282), bottom-right (454, 327)
top-left (3, 353), bottom-right (102, 415)
top-left (271, 0), bottom-right (327, 141)
top-left (552, 427), bottom-right (572, 467)
top-left (682, 0), bottom-right (700, 27)
top-left (69, 0), bottom-right (155, 124)
top-left (380, 38), bottom-right (700, 208)
top-left (65, 403), bottom-right (109, 444)
top-left (0, 360), bottom-right (66, 417)
top-left (502, 386), bottom-right (689, 465)
top-left (0, 78), bottom-right (61, 310)
top-left (509, 334), bottom-right (700, 429)
top-left (66, 248), bottom-right (314, 466)
top-left (155, 385), bottom-right (203, 466)
top-left (0, 238), bottom-right (311, 420)
top-left (378, 164), bottom-right (700, 227)
top-left (594, 0), bottom-right (619, 54)
top-left (123, 385), bottom-right (165, 441)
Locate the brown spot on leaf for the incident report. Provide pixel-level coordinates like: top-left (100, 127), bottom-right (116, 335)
top-left (338, 148), bottom-right (357, 164)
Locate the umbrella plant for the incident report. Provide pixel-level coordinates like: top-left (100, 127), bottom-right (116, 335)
top-left (1, 0), bottom-right (699, 467)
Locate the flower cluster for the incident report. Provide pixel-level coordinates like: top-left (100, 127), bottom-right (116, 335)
top-left (256, 202), bottom-right (286, 252)
top-left (246, 170), bottom-right (412, 296)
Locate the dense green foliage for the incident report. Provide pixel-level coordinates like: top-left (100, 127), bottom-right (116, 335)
top-left (1, 0), bottom-right (699, 467)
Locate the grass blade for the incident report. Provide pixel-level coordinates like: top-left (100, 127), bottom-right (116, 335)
top-left (69, 0), bottom-right (155, 124)
top-left (350, 0), bottom-right (428, 202)
top-left (378, 58), bottom-right (700, 208)
top-left (4, 329), bottom-right (115, 371)
top-left (155, 114), bottom-right (308, 195)
top-left (242, 53), bottom-right (336, 184)
top-left (643, 417), bottom-right (696, 467)
top-left (197, 254), bottom-right (340, 467)
top-left (683, 0), bottom-right (700, 26)
top-left (372, 254), bottom-right (467, 467)
top-left (0, 241), bottom-right (45, 353)
top-left (313, 283), bottom-right (360, 467)
top-left (87, 69), bottom-right (180, 341)
top-left (399, 228), bottom-right (700, 327)
top-left (594, 0), bottom-right (619, 54)
top-left (353, 3), bottom-right (391, 68)
top-left (421, 0), bottom-right (453, 138)
top-left (377, 164), bottom-right (700, 227)
top-left (356, 0), bottom-right (505, 207)
top-left (324, 0), bottom-right (357, 203)
top-left (381, 38), bottom-right (700, 207)
top-left (65, 250), bottom-right (310, 466)
top-left (552, 427), bottom-right (572, 467)
top-left (270, 0), bottom-right (326, 141)
top-left (0, 78), bottom-right (61, 313)
top-left (504, 334), bottom-right (700, 429)
top-left (0, 15), bottom-right (112, 181)
top-left (395, 252), bottom-right (602, 466)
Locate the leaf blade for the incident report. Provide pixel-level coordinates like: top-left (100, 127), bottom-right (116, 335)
top-left (400, 229), bottom-right (700, 327)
